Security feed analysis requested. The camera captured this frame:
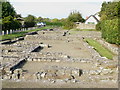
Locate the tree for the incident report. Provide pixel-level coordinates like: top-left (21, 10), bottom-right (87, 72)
top-left (1, 0), bottom-right (21, 31)
top-left (51, 18), bottom-right (59, 22)
top-left (2, 15), bottom-right (21, 31)
top-left (36, 16), bottom-right (43, 22)
top-left (2, 1), bottom-right (16, 18)
top-left (63, 20), bottom-right (76, 29)
top-left (67, 11), bottom-right (85, 23)
top-left (97, 1), bottom-right (120, 45)
top-left (99, 1), bottom-right (120, 21)
top-left (24, 15), bottom-right (36, 28)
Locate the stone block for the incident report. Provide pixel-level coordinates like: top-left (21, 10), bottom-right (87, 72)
top-left (41, 72), bottom-right (47, 78)
top-left (55, 60), bottom-right (60, 62)
top-left (27, 58), bottom-right (32, 61)
top-left (101, 69), bottom-right (113, 75)
top-left (72, 69), bottom-right (79, 76)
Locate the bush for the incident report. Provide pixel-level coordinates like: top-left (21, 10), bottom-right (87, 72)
top-left (101, 19), bottom-right (120, 45)
top-left (2, 16), bottom-right (21, 31)
top-left (24, 15), bottom-right (36, 28)
top-left (63, 20), bottom-right (76, 30)
top-left (45, 21), bottom-right (63, 26)
top-left (96, 22), bottom-right (102, 31)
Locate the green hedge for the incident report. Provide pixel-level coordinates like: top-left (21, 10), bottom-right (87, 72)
top-left (96, 22), bottom-right (102, 31)
top-left (101, 19), bottom-right (120, 45)
top-left (45, 21), bottom-right (63, 26)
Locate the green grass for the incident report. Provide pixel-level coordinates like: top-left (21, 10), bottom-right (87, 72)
top-left (0, 26), bottom-right (52, 40)
top-left (70, 28), bottom-right (96, 31)
top-left (85, 38), bottom-right (114, 59)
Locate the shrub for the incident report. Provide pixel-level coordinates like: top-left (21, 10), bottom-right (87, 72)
top-left (96, 21), bottom-right (102, 31)
top-left (2, 16), bottom-right (21, 31)
top-left (63, 20), bottom-right (76, 30)
top-left (101, 19), bottom-right (120, 45)
top-left (45, 21), bottom-right (63, 26)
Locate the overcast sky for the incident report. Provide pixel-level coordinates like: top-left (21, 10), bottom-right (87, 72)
top-left (9, 0), bottom-right (112, 19)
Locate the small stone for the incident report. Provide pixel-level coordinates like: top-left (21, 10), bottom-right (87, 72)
top-left (41, 72), bottom-right (47, 78)
top-left (101, 69), bottom-right (112, 75)
top-left (55, 60), bottom-right (60, 62)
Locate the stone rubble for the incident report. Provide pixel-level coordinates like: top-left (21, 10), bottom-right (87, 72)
top-left (0, 30), bottom-right (118, 86)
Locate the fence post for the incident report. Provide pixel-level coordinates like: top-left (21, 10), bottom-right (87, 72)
top-left (10, 29), bottom-right (12, 34)
top-left (2, 31), bottom-right (4, 35)
top-left (6, 30), bottom-right (9, 34)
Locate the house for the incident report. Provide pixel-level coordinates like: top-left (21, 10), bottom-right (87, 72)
top-left (85, 15), bottom-right (99, 24)
top-left (16, 18), bottom-right (25, 27)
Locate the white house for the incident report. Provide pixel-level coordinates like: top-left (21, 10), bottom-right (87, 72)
top-left (85, 15), bottom-right (99, 24)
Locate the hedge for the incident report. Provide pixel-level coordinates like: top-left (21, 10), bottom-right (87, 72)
top-left (45, 21), bottom-right (63, 26)
top-left (101, 19), bottom-right (120, 45)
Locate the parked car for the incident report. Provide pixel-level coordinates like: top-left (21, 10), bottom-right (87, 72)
top-left (36, 22), bottom-right (46, 27)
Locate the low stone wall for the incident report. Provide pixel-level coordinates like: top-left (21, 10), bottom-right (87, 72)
top-left (97, 39), bottom-right (118, 55)
top-left (77, 23), bottom-right (96, 29)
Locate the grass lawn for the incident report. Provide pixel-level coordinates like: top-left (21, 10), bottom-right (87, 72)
top-left (71, 28), bottom-right (97, 31)
top-left (85, 38), bottom-right (114, 59)
top-left (0, 26), bottom-right (52, 40)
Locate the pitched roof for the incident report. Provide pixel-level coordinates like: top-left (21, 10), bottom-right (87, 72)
top-left (85, 15), bottom-right (99, 22)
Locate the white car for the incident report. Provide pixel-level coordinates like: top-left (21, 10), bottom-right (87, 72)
top-left (36, 22), bottom-right (46, 27)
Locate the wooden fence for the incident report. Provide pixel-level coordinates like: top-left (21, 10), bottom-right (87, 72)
top-left (0, 27), bottom-right (38, 35)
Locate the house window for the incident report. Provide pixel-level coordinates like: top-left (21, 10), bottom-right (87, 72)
top-left (88, 22), bottom-right (95, 24)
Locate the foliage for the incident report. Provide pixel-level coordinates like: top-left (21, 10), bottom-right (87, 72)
top-left (45, 21), bottom-right (63, 27)
top-left (101, 19), bottom-right (120, 45)
top-left (24, 15), bottom-right (36, 28)
top-left (63, 11), bottom-right (85, 30)
top-left (1, 0), bottom-right (21, 31)
top-left (42, 18), bottom-right (50, 22)
top-left (85, 38), bottom-right (114, 59)
top-left (63, 20), bottom-right (76, 30)
top-left (2, 1), bottom-right (16, 18)
top-left (36, 16), bottom-right (43, 22)
top-left (2, 16), bottom-right (21, 31)
top-left (67, 11), bottom-right (85, 23)
top-left (98, 1), bottom-right (120, 45)
top-left (51, 18), bottom-right (59, 22)
top-left (99, 1), bottom-right (120, 20)
top-left (96, 21), bottom-right (102, 31)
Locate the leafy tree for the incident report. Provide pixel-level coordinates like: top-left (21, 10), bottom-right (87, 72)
top-left (42, 18), bottom-right (50, 22)
top-left (1, 1), bottom-right (21, 31)
top-left (51, 18), bottom-right (59, 22)
top-left (24, 15), bottom-right (36, 27)
top-left (97, 1), bottom-right (120, 45)
top-left (67, 11), bottom-right (85, 23)
top-left (2, 15), bottom-right (21, 31)
top-left (2, 1), bottom-right (16, 18)
top-left (99, 1), bottom-right (120, 20)
top-left (63, 20), bottom-right (76, 29)
top-left (36, 16), bottom-right (43, 22)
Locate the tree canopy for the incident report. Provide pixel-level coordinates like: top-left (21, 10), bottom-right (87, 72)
top-left (99, 1), bottom-right (120, 21)
top-left (67, 11), bottom-right (85, 23)
top-left (2, 1), bottom-right (16, 18)
top-left (2, 0), bottom-right (21, 31)
top-left (24, 15), bottom-right (36, 27)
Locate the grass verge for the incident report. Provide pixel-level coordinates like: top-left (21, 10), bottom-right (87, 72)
top-left (85, 38), bottom-right (114, 59)
top-left (1, 26), bottom-right (52, 40)
top-left (71, 28), bottom-right (97, 31)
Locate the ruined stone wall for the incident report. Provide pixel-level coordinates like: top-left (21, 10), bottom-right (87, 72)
top-left (97, 39), bottom-right (118, 55)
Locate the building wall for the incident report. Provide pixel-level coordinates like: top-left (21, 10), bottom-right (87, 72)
top-left (85, 16), bottom-right (98, 24)
top-left (76, 23), bottom-right (96, 29)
